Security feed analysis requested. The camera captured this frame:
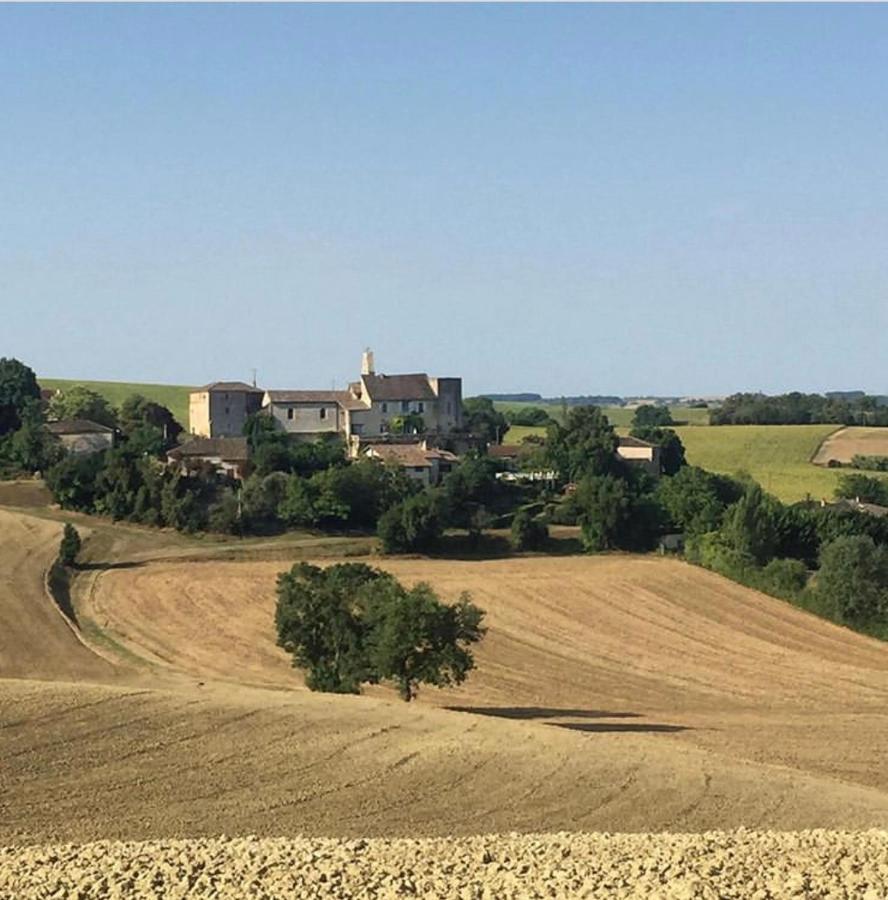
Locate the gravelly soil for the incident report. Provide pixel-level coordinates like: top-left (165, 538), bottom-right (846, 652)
top-left (2, 831), bottom-right (887, 899)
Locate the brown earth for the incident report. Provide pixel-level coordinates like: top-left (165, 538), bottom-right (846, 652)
top-left (4, 831), bottom-right (888, 899)
top-left (813, 426), bottom-right (888, 466)
top-left (3, 505), bottom-right (888, 850)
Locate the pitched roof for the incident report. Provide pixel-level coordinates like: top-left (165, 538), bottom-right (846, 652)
top-left (361, 373), bottom-right (436, 401)
top-left (194, 381), bottom-right (263, 394)
top-left (265, 390), bottom-right (346, 404)
top-left (618, 435), bottom-right (658, 448)
top-left (488, 444), bottom-right (522, 458)
top-left (365, 444), bottom-right (433, 467)
top-left (169, 437), bottom-right (250, 462)
top-left (46, 419), bottom-right (114, 436)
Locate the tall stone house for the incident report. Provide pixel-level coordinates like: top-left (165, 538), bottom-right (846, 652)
top-left (188, 382), bottom-right (264, 438)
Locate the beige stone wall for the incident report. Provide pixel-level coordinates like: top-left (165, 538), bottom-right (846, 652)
top-left (189, 392), bottom-right (212, 437)
top-left (58, 432), bottom-right (114, 456)
top-left (266, 401), bottom-right (342, 436)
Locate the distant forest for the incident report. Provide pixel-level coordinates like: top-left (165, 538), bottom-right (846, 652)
top-left (712, 393), bottom-right (888, 426)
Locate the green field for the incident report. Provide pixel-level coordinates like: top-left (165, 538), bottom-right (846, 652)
top-left (673, 424), bottom-right (888, 503)
top-left (40, 378), bottom-right (193, 427)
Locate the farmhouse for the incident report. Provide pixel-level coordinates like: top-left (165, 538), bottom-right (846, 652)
top-left (362, 441), bottom-right (459, 487)
top-left (46, 419), bottom-right (115, 456)
top-left (616, 435), bottom-right (661, 476)
top-left (189, 382), bottom-right (264, 439)
top-left (167, 436), bottom-right (251, 480)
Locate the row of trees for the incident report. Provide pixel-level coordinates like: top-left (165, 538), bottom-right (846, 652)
top-left (711, 392), bottom-right (888, 426)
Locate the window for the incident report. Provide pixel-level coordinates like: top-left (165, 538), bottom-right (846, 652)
top-left (401, 400), bottom-right (409, 412)
top-left (350, 423), bottom-right (364, 435)
top-left (224, 406), bottom-right (230, 415)
top-left (319, 407), bottom-right (327, 420)
top-left (418, 402), bottom-right (424, 413)
top-left (446, 402), bottom-right (452, 414)
top-left (382, 402), bottom-right (388, 413)
top-left (287, 408), bottom-right (294, 420)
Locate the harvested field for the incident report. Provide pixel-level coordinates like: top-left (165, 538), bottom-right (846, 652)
top-left (0, 509), bottom-right (117, 683)
top-left (814, 426), bottom-right (888, 466)
top-left (4, 506), bottom-right (888, 867)
top-left (4, 831), bottom-right (888, 899)
top-left (82, 555), bottom-right (888, 802)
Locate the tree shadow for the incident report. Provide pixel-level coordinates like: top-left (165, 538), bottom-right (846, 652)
top-left (445, 706), bottom-right (642, 721)
top-left (75, 561), bottom-right (145, 572)
top-left (549, 722), bottom-right (690, 734)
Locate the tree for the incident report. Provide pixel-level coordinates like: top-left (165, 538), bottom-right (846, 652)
top-left (275, 563), bottom-right (486, 701)
top-left (505, 406), bottom-right (553, 427)
top-left (835, 473), bottom-right (888, 506)
top-left (574, 474), bottom-right (632, 551)
top-left (48, 386), bottom-right (117, 428)
top-left (0, 358), bottom-right (40, 436)
top-left (118, 394), bottom-right (182, 450)
top-left (510, 509), bottom-right (549, 551)
top-left (655, 466), bottom-right (742, 535)
top-left (720, 484), bottom-right (781, 566)
top-left (574, 473), bottom-right (663, 552)
top-left (815, 535), bottom-right (888, 625)
top-left (364, 582), bottom-right (486, 701)
top-left (45, 452), bottom-right (106, 512)
top-left (275, 562), bottom-right (383, 693)
top-left (3, 402), bottom-right (62, 473)
top-left (632, 404), bottom-right (674, 428)
top-left (378, 490), bottom-right (445, 553)
top-left (462, 397), bottom-right (509, 444)
top-left (58, 523), bottom-right (82, 567)
top-left (545, 406), bottom-right (619, 483)
top-left (630, 426), bottom-right (687, 476)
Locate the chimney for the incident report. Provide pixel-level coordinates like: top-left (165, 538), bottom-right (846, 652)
top-left (362, 348), bottom-right (375, 376)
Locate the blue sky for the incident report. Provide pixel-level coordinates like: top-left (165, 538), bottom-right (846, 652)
top-left (2, 4), bottom-right (887, 397)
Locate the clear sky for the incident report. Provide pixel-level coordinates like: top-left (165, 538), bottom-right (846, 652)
top-left (2, 4), bottom-right (887, 397)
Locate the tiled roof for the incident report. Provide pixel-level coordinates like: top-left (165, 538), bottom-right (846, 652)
top-left (365, 444), bottom-right (433, 467)
top-left (265, 390), bottom-right (347, 404)
top-left (488, 444), bottom-right (522, 458)
top-left (46, 419), bottom-right (114, 435)
top-left (194, 382), bottom-right (263, 394)
top-left (361, 373), bottom-right (436, 401)
top-left (169, 437), bottom-right (250, 462)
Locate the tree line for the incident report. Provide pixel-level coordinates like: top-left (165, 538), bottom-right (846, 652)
top-left (711, 392), bottom-right (888, 426)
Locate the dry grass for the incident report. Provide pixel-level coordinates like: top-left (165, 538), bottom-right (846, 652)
top-left (813, 426), bottom-right (888, 466)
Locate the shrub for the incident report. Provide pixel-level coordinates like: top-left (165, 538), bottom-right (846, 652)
top-left (58, 523), bottom-right (81, 567)
top-left (378, 490), bottom-right (444, 554)
top-left (510, 509), bottom-right (549, 551)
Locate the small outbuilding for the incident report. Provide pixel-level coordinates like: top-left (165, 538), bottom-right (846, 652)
top-left (46, 419), bottom-right (115, 456)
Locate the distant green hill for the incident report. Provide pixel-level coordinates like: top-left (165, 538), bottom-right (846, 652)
top-left (39, 378), bottom-right (194, 428)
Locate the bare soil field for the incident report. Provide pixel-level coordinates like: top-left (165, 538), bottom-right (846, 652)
top-left (84, 555), bottom-right (888, 794)
top-left (3, 503), bottom-right (888, 889)
top-left (4, 831), bottom-right (887, 899)
top-left (814, 426), bottom-right (888, 466)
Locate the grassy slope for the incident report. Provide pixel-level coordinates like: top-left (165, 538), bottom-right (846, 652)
top-left (672, 424), bottom-right (884, 503)
top-left (40, 378), bottom-right (193, 428)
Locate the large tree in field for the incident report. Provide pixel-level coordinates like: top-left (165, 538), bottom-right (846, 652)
top-left (545, 405), bottom-right (619, 483)
top-left (118, 394), bottom-right (183, 451)
top-left (631, 404), bottom-right (674, 428)
top-left (0, 358), bottom-right (40, 436)
top-left (274, 562), bottom-right (486, 700)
